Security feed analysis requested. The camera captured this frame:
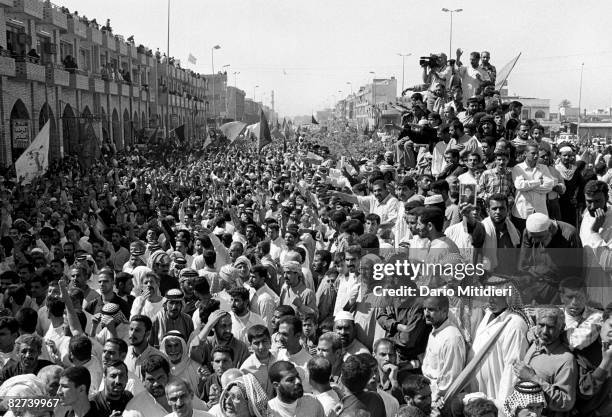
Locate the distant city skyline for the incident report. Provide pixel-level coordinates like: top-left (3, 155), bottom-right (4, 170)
top-left (60, 0), bottom-right (612, 117)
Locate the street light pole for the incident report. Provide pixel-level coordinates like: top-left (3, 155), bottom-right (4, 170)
top-left (397, 53), bottom-right (412, 94)
top-left (211, 45), bottom-right (220, 124)
top-left (442, 8), bottom-right (463, 58)
top-left (254, 85), bottom-right (259, 102)
top-left (233, 71), bottom-right (240, 88)
top-left (346, 81), bottom-right (353, 94)
top-left (578, 62), bottom-right (584, 140)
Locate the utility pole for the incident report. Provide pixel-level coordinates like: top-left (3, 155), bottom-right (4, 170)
top-left (578, 62), bottom-right (584, 140)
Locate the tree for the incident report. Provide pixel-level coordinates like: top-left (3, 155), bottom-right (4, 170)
top-left (559, 99), bottom-right (572, 108)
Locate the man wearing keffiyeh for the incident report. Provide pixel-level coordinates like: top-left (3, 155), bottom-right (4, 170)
top-left (503, 381), bottom-right (546, 417)
top-left (149, 288), bottom-right (194, 349)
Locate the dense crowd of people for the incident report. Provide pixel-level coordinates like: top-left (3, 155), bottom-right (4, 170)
top-left (0, 48), bottom-right (610, 417)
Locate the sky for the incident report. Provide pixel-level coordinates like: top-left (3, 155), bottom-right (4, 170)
top-left (61, 0), bottom-right (612, 118)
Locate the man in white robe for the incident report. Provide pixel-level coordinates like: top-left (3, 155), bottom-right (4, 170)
top-left (470, 289), bottom-right (529, 410)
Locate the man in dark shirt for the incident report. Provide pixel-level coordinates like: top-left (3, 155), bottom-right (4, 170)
top-left (518, 213), bottom-right (583, 304)
top-left (91, 361), bottom-right (133, 417)
top-left (93, 268), bottom-right (130, 317)
top-left (198, 345), bottom-right (233, 405)
top-left (58, 366), bottom-right (101, 417)
top-left (338, 355), bottom-right (386, 417)
top-left (0, 334), bottom-right (52, 385)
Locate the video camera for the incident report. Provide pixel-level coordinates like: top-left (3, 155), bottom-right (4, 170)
top-left (419, 54), bottom-right (442, 68)
top-left (399, 123), bottom-right (438, 145)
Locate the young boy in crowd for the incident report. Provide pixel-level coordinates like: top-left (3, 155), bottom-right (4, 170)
top-left (300, 309), bottom-right (319, 355)
top-left (240, 324), bottom-right (276, 398)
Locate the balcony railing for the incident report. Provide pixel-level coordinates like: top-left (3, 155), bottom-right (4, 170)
top-left (67, 16), bottom-right (87, 38)
top-left (105, 79), bottom-right (118, 95)
top-left (116, 36), bottom-right (127, 56)
top-left (45, 64), bottom-right (69, 86)
top-left (0, 51), bottom-right (15, 77)
top-left (42, 1), bottom-right (67, 30)
top-left (13, 0), bottom-right (43, 20)
top-left (87, 26), bottom-right (102, 45)
top-left (69, 68), bottom-right (89, 90)
top-left (89, 74), bottom-right (105, 93)
top-left (119, 81), bottom-right (130, 97)
top-left (132, 84), bottom-right (140, 98)
top-left (15, 55), bottom-right (45, 82)
top-left (102, 31), bottom-right (115, 51)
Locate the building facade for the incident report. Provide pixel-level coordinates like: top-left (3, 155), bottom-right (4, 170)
top-left (0, 0), bottom-right (212, 168)
top-left (331, 77), bottom-right (397, 130)
top-left (226, 86), bottom-right (245, 122)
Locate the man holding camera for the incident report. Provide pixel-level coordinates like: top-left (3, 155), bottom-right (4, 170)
top-left (455, 49), bottom-right (490, 106)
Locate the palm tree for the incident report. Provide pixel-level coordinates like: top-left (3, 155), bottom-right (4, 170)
top-left (559, 99), bottom-right (572, 108)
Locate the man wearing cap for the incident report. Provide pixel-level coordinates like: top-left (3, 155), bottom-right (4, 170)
top-left (511, 143), bottom-right (555, 234)
top-left (179, 268), bottom-right (199, 317)
top-left (149, 289), bottom-right (195, 349)
top-left (518, 212), bottom-right (582, 304)
top-left (334, 311), bottom-right (370, 360)
top-left (279, 261), bottom-right (316, 314)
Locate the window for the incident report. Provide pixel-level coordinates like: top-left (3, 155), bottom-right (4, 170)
top-left (522, 109), bottom-right (529, 119)
top-left (60, 41), bottom-right (73, 61)
top-left (534, 110), bottom-right (546, 119)
top-left (6, 25), bottom-right (26, 56)
top-left (79, 48), bottom-right (90, 72)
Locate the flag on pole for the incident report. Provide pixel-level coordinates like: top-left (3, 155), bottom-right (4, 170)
top-left (16, 121), bottom-right (50, 184)
top-left (220, 121), bottom-right (247, 143)
top-left (258, 109), bottom-right (272, 152)
top-left (188, 53), bottom-right (197, 65)
top-left (311, 115), bottom-right (319, 125)
top-left (495, 53), bottom-right (521, 91)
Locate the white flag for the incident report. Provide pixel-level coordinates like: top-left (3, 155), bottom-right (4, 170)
top-left (16, 121), bottom-right (50, 185)
top-left (495, 53), bottom-right (521, 91)
top-left (188, 53), bottom-right (197, 65)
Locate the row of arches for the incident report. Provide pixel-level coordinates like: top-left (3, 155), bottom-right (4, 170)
top-left (8, 99), bottom-right (150, 164)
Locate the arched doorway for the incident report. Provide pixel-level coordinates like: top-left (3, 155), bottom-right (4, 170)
top-left (534, 110), bottom-right (545, 119)
top-left (38, 104), bottom-right (60, 162)
top-left (79, 106), bottom-right (99, 166)
top-left (100, 107), bottom-right (110, 144)
top-left (132, 111), bottom-right (140, 143)
top-left (111, 109), bottom-right (121, 150)
top-left (123, 109), bottom-right (131, 146)
top-left (9, 99), bottom-right (30, 163)
top-left (62, 104), bottom-right (78, 156)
